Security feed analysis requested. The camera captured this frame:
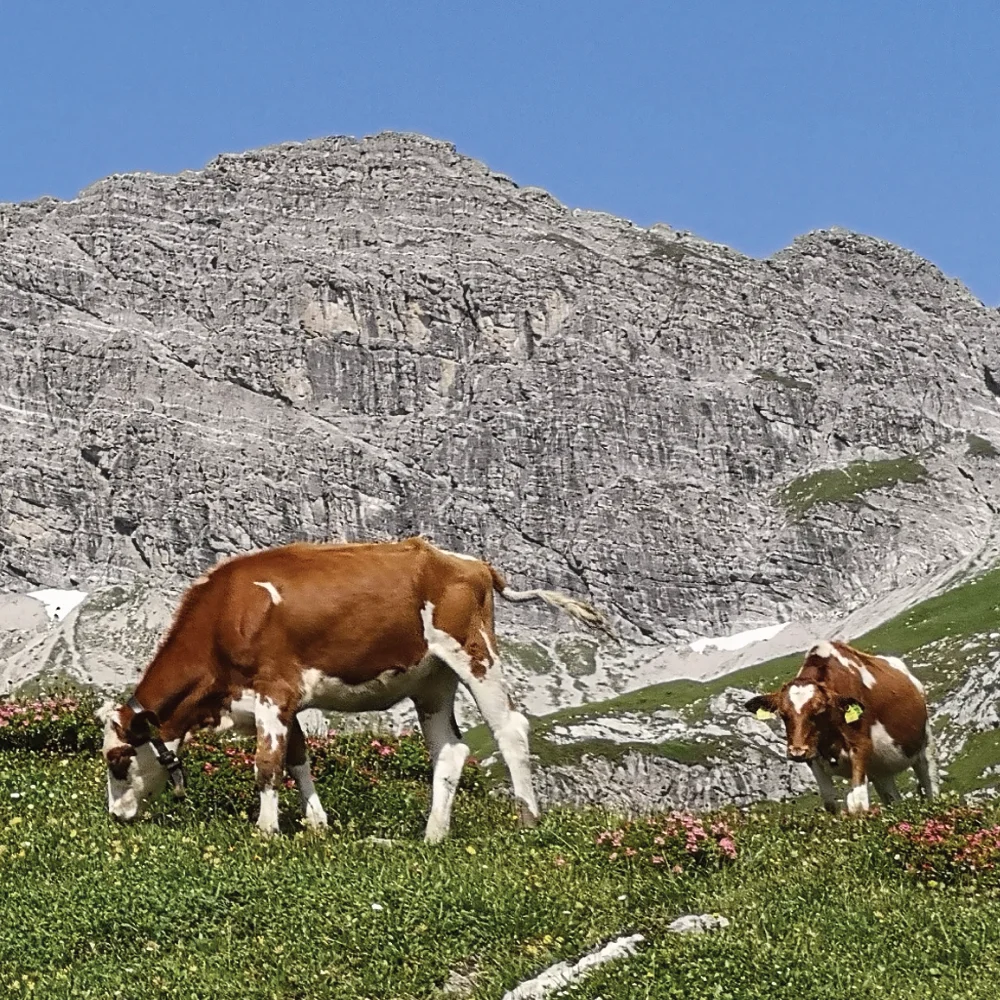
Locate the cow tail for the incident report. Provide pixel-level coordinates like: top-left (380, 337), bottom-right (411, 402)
top-left (488, 564), bottom-right (615, 639)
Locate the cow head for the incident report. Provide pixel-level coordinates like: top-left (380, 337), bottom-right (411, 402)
top-left (745, 681), bottom-right (864, 763)
top-left (99, 701), bottom-right (177, 821)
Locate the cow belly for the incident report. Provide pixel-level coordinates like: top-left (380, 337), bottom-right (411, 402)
top-left (299, 655), bottom-right (439, 713)
top-left (215, 693), bottom-right (257, 736)
top-left (869, 721), bottom-right (917, 775)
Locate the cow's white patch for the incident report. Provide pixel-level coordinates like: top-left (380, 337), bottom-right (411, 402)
top-left (26, 588), bottom-right (88, 622)
top-left (300, 659), bottom-right (437, 714)
top-left (442, 549), bottom-right (479, 563)
top-left (883, 655), bottom-right (924, 694)
top-left (857, 665), bottom-right (877, 689)
top-left (253, 581), bottom-right (282, 605)
top-left (816, 642), bottom-right (878, 688)
top-left (480, 627), bottom-right (499, 667)
top-left (870, 721), bottom-right (913, 773)
top-left (253, 695), bottom-right (284, 750)
top-left (288, 762), bottom-right (328, 829)
top-left (788, 683), bottom-right (816, 714)
top-left (257, 788), bottom-right (280, 835)
top-left (421, 600), bottom-right (539, 829)
top-left (810, 640), bottom-right (854, 671)
top-left (215, 691), bottom-right (257, 736)
top-left (845, 782), bottom-right (870, 815)
top-left (425, 741), bottom-right (471, 844)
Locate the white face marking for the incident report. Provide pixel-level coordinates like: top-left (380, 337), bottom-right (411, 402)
top-left (253, 695), bottom-right (284, 751)
top-left (788, 683), bottom-right (816, 714)
top-left (103, 709), bottom-right (178, 821)
top-left (857, 665), bottom-right (877, 689)
top-left (884, 655), bottom-right (925, 694)
top-left (253, 580), bottom-right (282, 605)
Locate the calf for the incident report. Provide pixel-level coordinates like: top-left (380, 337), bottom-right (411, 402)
top-left (744, 640), bottom-right (939, 814)
top-left (99, 536), bottom-right (610, 842)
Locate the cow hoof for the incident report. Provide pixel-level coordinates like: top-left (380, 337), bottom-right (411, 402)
top-left (255, 822), bottom-right (281, 838)
top-left (303, 808), bottom-right (329, 831)
top-left (423, 824), bottom-right (448, 845)
top-left (516, 798), bottom-right (540, 829)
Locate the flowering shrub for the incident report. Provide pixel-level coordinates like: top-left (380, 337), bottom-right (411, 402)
top-left (887, 806), bottom-right (1000, 886)
top-left (595, 810), bottom-right (738, 872)
top-left (0, 695), bottom-right (102, 753)
top-left (176, 729), bottom-right (484, 827)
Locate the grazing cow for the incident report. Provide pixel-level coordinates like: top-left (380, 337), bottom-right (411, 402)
top-left (744, 640), bottom-right (939, 814)
top-left (100, 537), bottom-right (610, 841)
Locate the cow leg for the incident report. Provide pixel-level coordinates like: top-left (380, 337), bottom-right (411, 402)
top-left (913, 721), bottom-right (940, 800)
top-left (845, 749), bottom-right (871, 815)
top-left (253, 693), bottom-right (289, 836)
top-left (415, 674), bottom-right (469, 844)
top-left (286, 715), bottom-right (328, 830)
top-left (808, 759), bottom-right (840, 814)
top-left (870, 773), bottom-right (902, 806)
top-left (421, 600), bottom-right (540, 829)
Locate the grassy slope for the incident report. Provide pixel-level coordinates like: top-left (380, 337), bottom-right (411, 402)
top-left (3, 747), bottom-right (1000, 998)
top-left (778, 456), bottom-right (928, 516)
top-left (491, 566), bottom-right (1000, 790)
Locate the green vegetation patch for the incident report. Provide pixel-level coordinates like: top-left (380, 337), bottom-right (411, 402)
top-left (4, 706), bottom-right (1000, 1000)
top-left (779, 456), bottom-right (928, 516)
top-left (753, 368), bottom-right (814, 392)
top-left (514, 566), bottom-right (1000, 780)
top-left (966, 433), bottom-right (1000, 459)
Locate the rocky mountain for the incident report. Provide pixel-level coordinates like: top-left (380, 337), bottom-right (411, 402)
top-left (2, 131), bottom-right (999, 808)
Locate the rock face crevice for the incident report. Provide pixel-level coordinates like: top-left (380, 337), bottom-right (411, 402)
top-left (1, 131), bottom-right (999, 652)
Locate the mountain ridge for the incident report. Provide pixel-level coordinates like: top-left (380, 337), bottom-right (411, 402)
top-left (1, 132), bottom-right (999, 807)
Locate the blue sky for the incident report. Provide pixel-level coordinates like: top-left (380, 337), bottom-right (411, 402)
top-left (2, 2), bottom-right (998, 303)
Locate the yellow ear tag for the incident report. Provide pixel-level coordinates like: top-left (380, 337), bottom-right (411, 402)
top-left (755, 708), bottom-right (775, 721)
top-left (844, 704), bottom-right (863, 724)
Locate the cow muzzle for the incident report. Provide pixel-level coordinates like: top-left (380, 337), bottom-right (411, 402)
top-left (787, 747), bottom-right (815, 763)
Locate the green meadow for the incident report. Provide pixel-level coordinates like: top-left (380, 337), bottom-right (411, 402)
top-left (2, 698), bottom-right (1000, 999)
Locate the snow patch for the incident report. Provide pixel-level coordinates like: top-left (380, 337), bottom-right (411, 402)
top-left (26, 589), bottom-right (88, 622)
top-left (690, 622), bottom-right (788, 654)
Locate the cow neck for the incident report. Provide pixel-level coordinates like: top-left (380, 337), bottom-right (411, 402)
top-left (130, 647), bottom-right (207, 742)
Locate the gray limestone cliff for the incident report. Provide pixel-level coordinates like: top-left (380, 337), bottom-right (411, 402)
top-left (2, 132), bottom-right (999, 808)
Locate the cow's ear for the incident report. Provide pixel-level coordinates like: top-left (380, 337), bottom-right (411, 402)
top-left (837, 697), bottom-right (865, 724)
top-left (745, 693), bottom-right (779, 720)
top-left (126, 708), bottom-right (158, 741)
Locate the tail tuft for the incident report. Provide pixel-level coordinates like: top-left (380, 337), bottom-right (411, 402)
top-left (496, 585), bottom-right (616, 639)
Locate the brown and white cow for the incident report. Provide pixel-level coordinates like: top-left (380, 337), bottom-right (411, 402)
top-left (100, 537), bottom-right (611, 841)
top-left (744, 640), bottom-right (939, 814)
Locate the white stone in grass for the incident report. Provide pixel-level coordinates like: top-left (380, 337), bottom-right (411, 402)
top-left (501, 934), bottom-right (645, 1000)
top-left (667, 913), bottom-right (730, 934)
